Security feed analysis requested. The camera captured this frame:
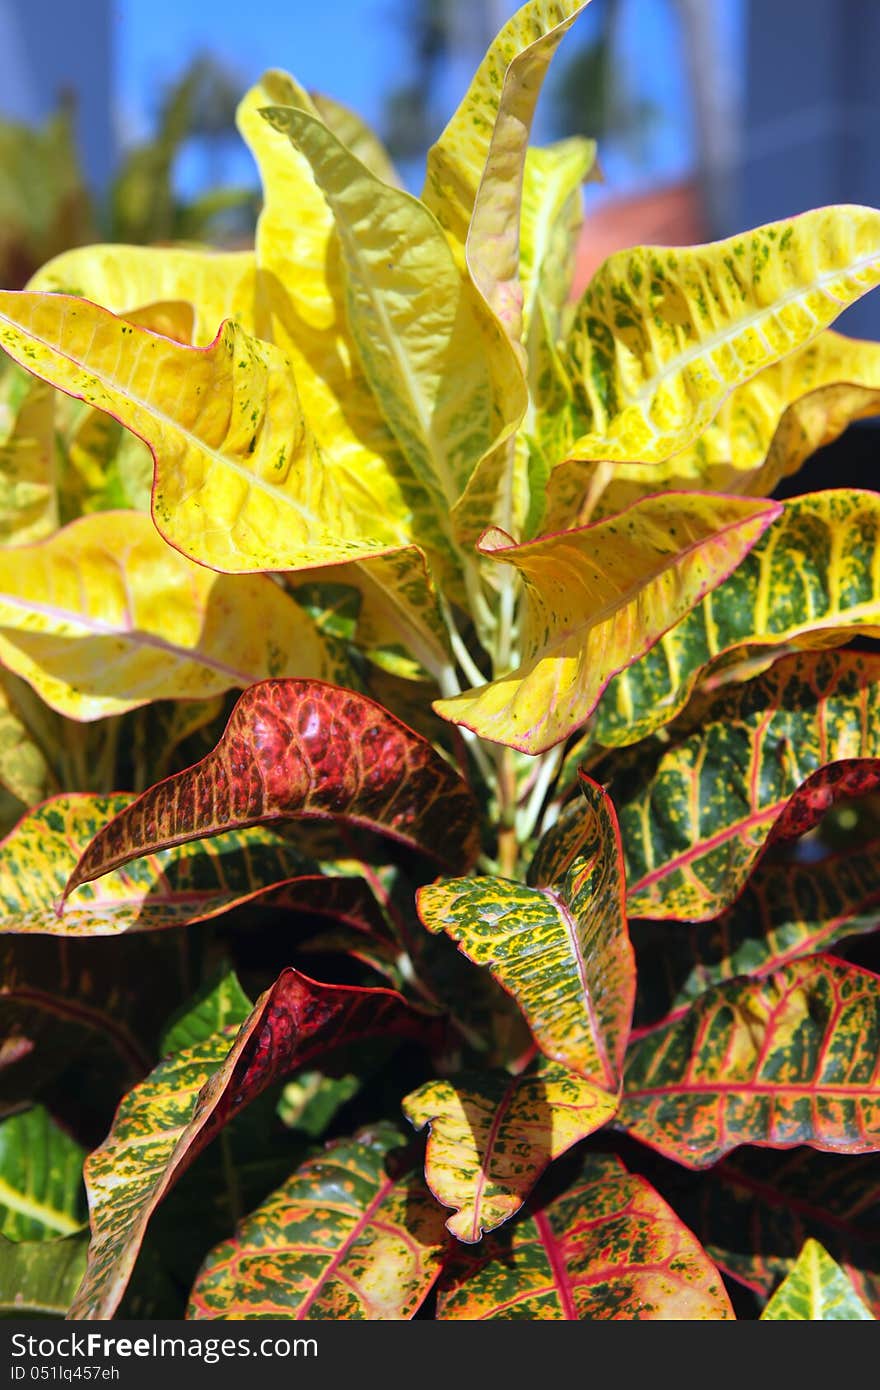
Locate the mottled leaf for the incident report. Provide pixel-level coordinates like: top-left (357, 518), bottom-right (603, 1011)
top-left (0, 291), bottom-right (394, 574)
top-left (614, 650), bottom-right (880, 920)
top-left (69, 970), bottom-right (435, 1319)
top-left (632, 840), bottom-right (880, 1027)
top-left (64, 681), bottom-right (479, 900)
top-left (435, 493), bottom-right (780, 753)
top-left (0, 1232), bottom-right (88, 1317)
top-left (187, 1123), bottom-right (447, 1319)
top-left (761, 1239), bottom-right (873, 1319)
top-left (543, 205), bottom-right (880, 525)
top-left (403, 1055), bottom-right (617, 1241)
top-left (1, 794), bottom-right (314, 937)
top-left (693, 1148), bottom-right (880, 1315)
top-left (596, 491), bottom-right (880, 748)
top-left (620, 955), bottom-right (880, 1168)
top-left (436, 1152), bottom-right (733, 1319)
top-left (0, 1107), bottom-right (86, 1240)
top-left (417, 778), bottom-right (632, 1078)
top-left (0, 510), bottom-right (352, 720)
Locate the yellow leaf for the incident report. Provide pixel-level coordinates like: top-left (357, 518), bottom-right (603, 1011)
top-left (434, 493), bottom-right (781, 753)
top-left (520, 138), bottom-right (597, 343)
top-left (544, 206), bottom-right (880, 526)
top-left (310, 91), bottom-right (401, 187)
top-left (27, 243), bottom-right (261, 346)
top-left (0, 511), bottom-right (350, 719)
top-left (0, 290), bottom-right (396, 573)
top-left (0, 365), bottom-right (56, 544)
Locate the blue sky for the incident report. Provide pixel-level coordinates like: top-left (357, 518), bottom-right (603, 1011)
top-left (115, 0), bottom-right (744, 199)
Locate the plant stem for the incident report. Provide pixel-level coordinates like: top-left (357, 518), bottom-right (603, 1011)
top-left (516, 743), bottom-right (564, 843)
top-left (495, 744), bottom-right (518, 878)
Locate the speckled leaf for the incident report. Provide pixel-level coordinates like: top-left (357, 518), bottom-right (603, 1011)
top-left (1, 793), bottom-right (314, 937)
top-left (416, 778), bottom-right (633, 1078)
top-left (0, 1107), bottom-right (86, 1240)
top-left (761, 1239), bottom-right (873, 1319)
top-left (403, 1055), bottom-right (617, 1242)
top-left (236, 76), bottom-right (453, 583)
top-left (434, 492), bottom-right (780, 754)
top-left (260, 105), bottom-right (524, 515)
top-left (543, 206), bottom-right (880, 524)
top-left (436, 1152), bottom-right (733, 1319)
top-left (64, 681), bottom-right (479, 899)
top-left (0, 367), bottom-right (56, 545)
top-left (693, 1148), bottom-right (880, 1315)
top-left (632, 839), bottom-right (880, 1028)
top-left (463, 3), bottom-right (592, 345)
top-left (27, 243), bottom-right (261, 346)
top-left (577, 331), bottom-right (880, 524)
top-left (423, 2), bottom-right (592, 267)
top-left (187, 1123), bottom-right (447, 1319)
top-left (620, 955), bottom-right (880, 1168)
top-left (0, 290), bottom-right (393, 574)
top-left (68, 970), bottom-right (435, 1320)
top-left (596, 491), bottom-right (880, 748)
top-left (615, 650), bottom-right (880, 920)
top-left (0, 510), bottom-right (352, 721)
top-left (0, 1232), bottom-right (89, 1317)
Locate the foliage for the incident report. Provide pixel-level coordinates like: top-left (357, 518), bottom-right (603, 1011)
top-left (0, 0), bottom-right (879, 1321)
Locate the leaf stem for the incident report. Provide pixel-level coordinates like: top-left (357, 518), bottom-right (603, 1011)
top-left (516, 743), bottom-right (564, 843)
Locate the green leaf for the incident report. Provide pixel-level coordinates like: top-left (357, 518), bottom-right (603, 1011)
top-left (632, 840), bottom-right (880, 1027)
top-left (159, 969), bottom-right (253, 1057)
top-left (595, 490), bottom-right (880, 748)
top-left (0, 510), bottom-right (353, 720)
top-left (0, 1107), bottom-right (86, 1240)
top-left (0, 793), bottom-right (315, 937)
top-left (761, 1239), bottom-right (873, 1319)
top-left (69, 970), bottom-right (437, 1319)
top-left (260, 104), bottom-right (524, 516)
top-left (434, 493), bottom-right (780, 753)
top-left (436, 1153), bottom-right (733, 1319)
top-left (620, 955), bottom-right (880, 1168)
top-left (543, 205), bottom-right (880, 525)
top-left (63, 681), bottom-right (480, 901)
top-left (403, 1055), bottom-right (618, 1241)
top-left (417, 778), bottom-right (633, 1079)
top-left (187, 1123), bottom-right (448, 1319)
top-left (0, 1232), bottom-right (88, 1317)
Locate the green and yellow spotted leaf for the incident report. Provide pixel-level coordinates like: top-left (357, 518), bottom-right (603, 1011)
top-left (0, 1233), bottom-right (89, 1317)
top-left (403, 1055), bottom-right (618, 1242)
top-left (0, 366), bottom-right (56, 545)
top-left (423, 1), bottom-right (592, 270)
top-left (27, 243), bottom-right (262, 347)
top-left (0, 291), bottom-right (395, 574)
top-left (0, 511), bottom-right (352, 720)
top-left (434, 493), bottom-right (780, 753)
top-left (0, 794), bottom-right (314, 937)
top-left (542, 206), bottom-right (880, 525)
top-left (261, 104), bottom-right (524, 513)
top-left (595, 490), bottom-right (880, 748)
top-left (761, 1239), bottom-right (874, 1320)
top-left (620, 955), bottom-right (880, 1168)
top-left (692, 1149), bottom-right (880, 1315)
top-left (68, 970), bottom-right (433, 1319)
top-left (187, 1124), bottom-right (447, 1319)
top-left (436, 1153), bottom-right (733, 1319)
top-left (416, 778), bottom-right (633, 1079)
top-left (577, 331), bottom-right (880, 524)
top-left (612, 649), bottom-right (880, 920)
top-left (632, 840), bottom-right (880, 1028)
top-left (0, 1107), bottom-right (86, 1241)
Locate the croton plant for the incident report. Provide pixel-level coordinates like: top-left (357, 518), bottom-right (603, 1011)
top-left (0, 0), bottom-right (879, 1323)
